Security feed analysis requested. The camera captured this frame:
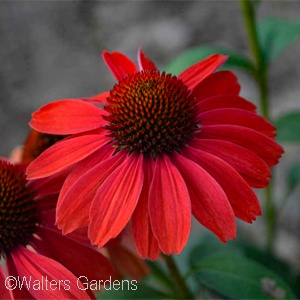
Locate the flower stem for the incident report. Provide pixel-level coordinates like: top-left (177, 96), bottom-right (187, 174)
top-left (240, 0), bottom-right (276, 252)
top-left (240, 0), bottom-right (268, 116)
top-left (162, 254), bottom-right (194, 299)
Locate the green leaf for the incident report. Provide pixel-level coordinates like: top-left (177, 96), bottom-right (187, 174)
top-left (258, 18), bottom-right (300, 62)
top-left (274, 112), bottom-right (300, 143)
top-left (192, 253), bottom-right (296, 299)
top-left (287, 160), bottom-right (300, 190)
top-left (164, 46), bottom-right (254, 75)
top-left (189, 234), bottom-right (243, 265)
top-left (236, 240), bottom-right (292, 278)
top-left (235, 239), bottom-right (300, 298)
top-left (96, 281), bottom-right (167, 299)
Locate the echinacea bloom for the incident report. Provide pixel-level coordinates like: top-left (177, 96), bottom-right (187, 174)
top-left (0, 159), bottom-right (115, 299)
top-left (27, 48), bottom-right (284, 260)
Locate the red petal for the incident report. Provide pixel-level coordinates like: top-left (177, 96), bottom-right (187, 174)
top-left (30, 99), bottom-right (106, 135)
top-left (6, 252), bottom-right (33, 299)
top-left (37, 220), bottom-right (91, 246)
top-left (56, 151), bottom-right (126, 234)
top-left (89, 154), bottom-right (144, 247)
top-left (132, 157), bottom-right (160, 260)
top-left (148, 155), bottom-right (191, 255)
top-left (192, 70), bottom-right (240, 101)
top-left (171, 153), bottom-right (236, 242)
top-left (108, 245), bottom-right (149, 280)
top-left (85, 91), bottom-right (110, 105)
top-left (35, 194), bottom-right (58, 213)
top-left (57, 144), bottom-right (113, 205)
top-left (178, 54), bottom-right (228, 90)
top-left (183, 147), bottom-right (261, 222)
top-left (137, 46), bottom-right (157, 71)
top-left (197, 125), bottom-right (284, 166)
top-left (32, 167), bottom-right (70, 198)
top-left (196, 94), bottom-right (256, 113)
top-left (26, 135), bottom-right (110, 179)
top-left (64, 227), bottom-right (92, 245)
top-left (28, 229), bottom-right (102, 300)
top-left (102, 50), bottom-right (138, 81)
top-left (197, 108), bottom-right (276, 137)
top-left (38, 227), bottom-right (115, 281)
top-left (10, 246), bottom-right (90, 299)
top-left (0, 267), bottom-right (13, 299)
top-left (30, 234), bottom-right (57, 258)
top-left (190, 138), bottom-right (271, 188)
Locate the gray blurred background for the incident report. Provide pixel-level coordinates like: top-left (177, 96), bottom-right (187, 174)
top-left (1, 1), bottom-right (300, 268)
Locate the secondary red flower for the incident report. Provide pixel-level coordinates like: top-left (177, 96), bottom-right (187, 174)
top-left (27, 48), bottom-right (284, 260)
top-left (10, 128), bottom-right (149, 280)
top-left (0, 159), bottom-right (115, 299)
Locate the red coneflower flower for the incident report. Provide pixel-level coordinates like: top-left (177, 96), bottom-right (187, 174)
top-left (27, 48), bottom-right (284, 260)
top-left (0, 159), bottom-right (115, 299)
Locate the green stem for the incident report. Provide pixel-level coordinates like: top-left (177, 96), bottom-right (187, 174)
top-left (240, 0), bottom-right (268, 116)
top-left (162, 254), bottom-right (194, 299)
top-left (240, 0), bottom-right (263, 74)
top-left (264, 185), bottom-right (276, 251)
top-left (240, 0), bottom-right (276, 252)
